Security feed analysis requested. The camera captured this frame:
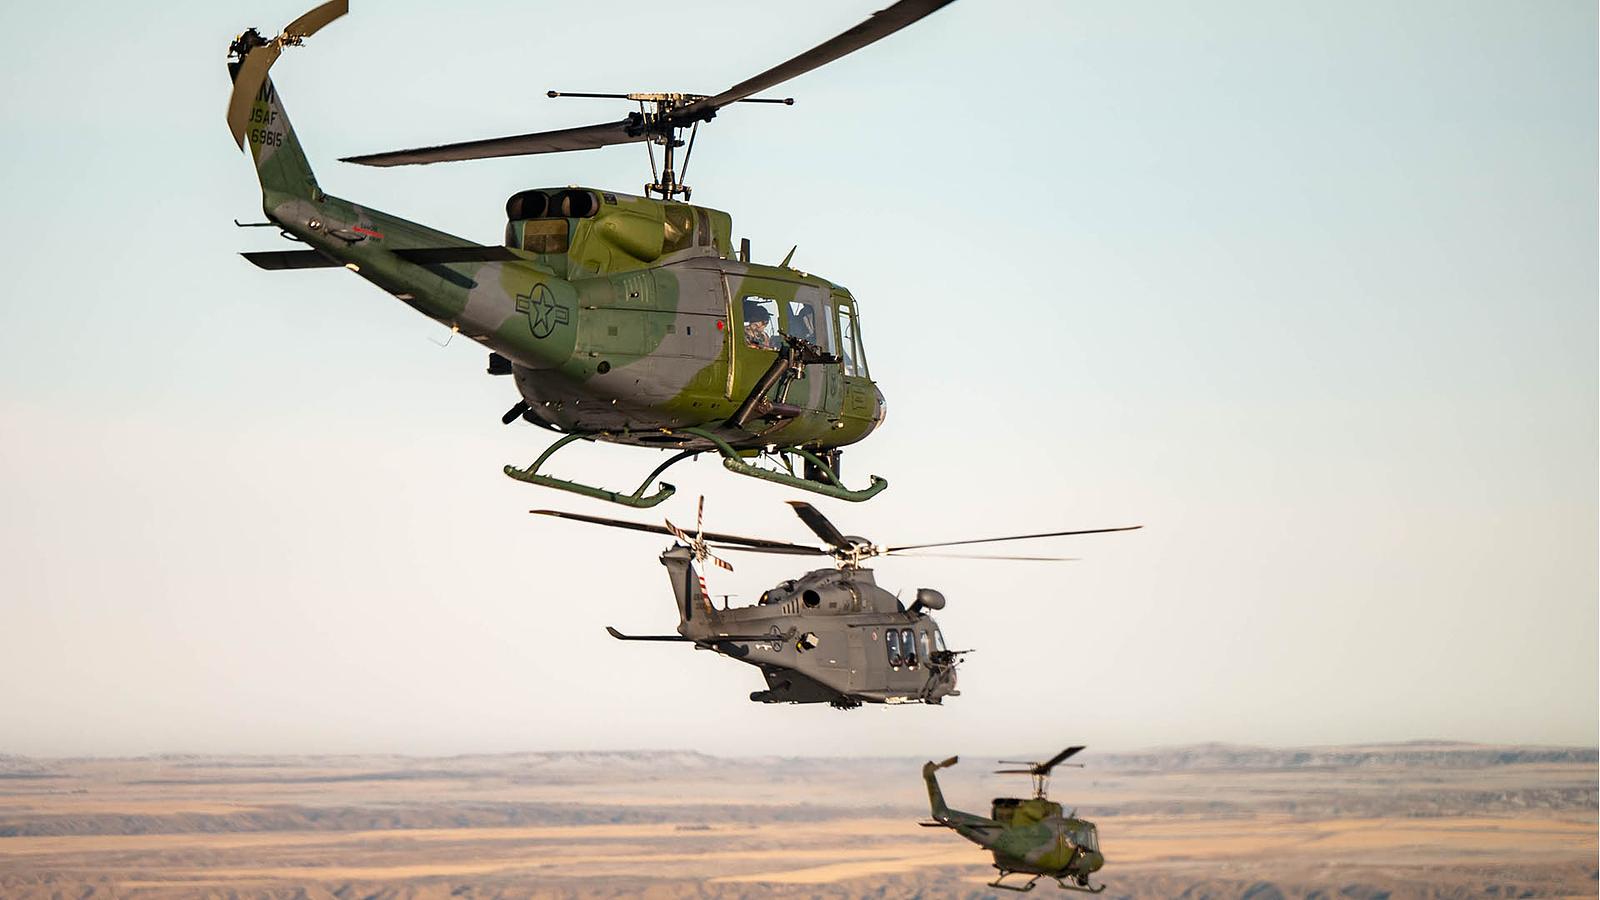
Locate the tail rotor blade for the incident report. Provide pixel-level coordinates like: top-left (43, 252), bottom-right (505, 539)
top-left (664, 518), bottom-right (692, 545)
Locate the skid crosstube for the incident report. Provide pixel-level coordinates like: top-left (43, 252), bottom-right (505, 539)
top-left (503, 427), bottom-right (887, 508)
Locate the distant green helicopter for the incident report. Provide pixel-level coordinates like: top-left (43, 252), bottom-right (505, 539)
top-left (226, 0), bottom-right (959, 508)
top-left (922, 747), bottom-right (1106, 893)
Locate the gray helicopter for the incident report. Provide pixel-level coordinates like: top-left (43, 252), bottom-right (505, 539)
top-left (532, 501), bottom-right (1140, 709)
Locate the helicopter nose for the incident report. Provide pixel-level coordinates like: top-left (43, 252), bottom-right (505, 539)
top-left (1083, 850), bottom-right (1104, 872)
top-left (867, 387), bottom-right (887, 435)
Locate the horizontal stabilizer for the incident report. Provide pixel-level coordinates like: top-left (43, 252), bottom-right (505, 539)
top-left (605, 627), bottom-right (692, 642)
top-left (242, 246), bottom-right (528, 272)
top-left (604, 626), bottom-right (777, 643)
top-left (392, 246), bottom-right (526, 264)
top-left (241, 250), bottom-right (339, 270)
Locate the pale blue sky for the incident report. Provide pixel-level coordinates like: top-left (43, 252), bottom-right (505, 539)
top-left (0, 0), bottom-right (1593, 756)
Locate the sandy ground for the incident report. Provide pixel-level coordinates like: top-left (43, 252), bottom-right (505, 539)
top-left (0, 745), bottom-right (1593, 898)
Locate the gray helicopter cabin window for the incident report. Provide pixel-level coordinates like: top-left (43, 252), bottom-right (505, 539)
top-left (885, 629), bottom-right (901, 668)
top-left (899, 628), bottom-right (917, 668)
top-left (933, 629), bottom-right (947, 653)
top-left (919, 631), bottom-right (931, 663)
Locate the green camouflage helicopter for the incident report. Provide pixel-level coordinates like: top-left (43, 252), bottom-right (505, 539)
top-left (922, 747), bottom-right (1107, 893)
top-left (226, 0), bottom-right (959, 508)
top-left (533, 501), bottom-right (1140, 708)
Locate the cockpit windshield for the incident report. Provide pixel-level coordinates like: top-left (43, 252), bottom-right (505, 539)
top-left (1074, 825), bottom-right (1098, 852)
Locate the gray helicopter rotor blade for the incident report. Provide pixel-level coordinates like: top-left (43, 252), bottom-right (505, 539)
top-left (886, 525), bottom-right (1142, 554)
top-left (342, 119), bottom-right (644, 167)
top-left (706, 542), bottom-right (828, 557)
top-left (786, 500), bottom-right (852, 551)
top-left (531, 509), bottom-right (817, 553)
top-left (671, 0), bottom-right (959, 125)
top-left (886, 552), bottom-right (1081, 562)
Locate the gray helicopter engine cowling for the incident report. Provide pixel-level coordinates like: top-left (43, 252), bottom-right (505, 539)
top-left (759, 569), bottom-right (898, 614)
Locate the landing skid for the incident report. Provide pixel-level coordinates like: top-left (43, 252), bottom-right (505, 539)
top-left (504, 432), bottom-right (686, 508)
top-left (989, 871), bottom-right (1105, 894)
top-left (988, 872), bottom-right (1039, 893)
top-left (504, 427), bottom-right (887, 508)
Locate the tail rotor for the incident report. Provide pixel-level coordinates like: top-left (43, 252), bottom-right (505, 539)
top-left (226, 0), bottom-right (348, 148)
top-left (665, 496), bottom-right (735, 573)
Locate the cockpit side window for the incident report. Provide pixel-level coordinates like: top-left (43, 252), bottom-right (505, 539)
top-left (900, 628), bottom-right (918, 668)
top-left (785, 299), bottom-right (820, 347)
top-left (836, 303), bottom-right (866, 377)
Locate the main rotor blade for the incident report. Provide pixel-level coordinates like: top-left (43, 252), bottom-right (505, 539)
top-left (886, 525), bottom-right (1143, 554)
top-left (886, 552), bottom-right (1081, 562)
top-left (671, 0), bottom-right (958, 124)
top-left (1037, 745), bottom-right (1086, 774)
top-left (342, 119), bottom-right (644, 167)
top-left (706, 543), bottom-right (828, 557)
top-left (786, 501), bottom-right (852, 551)
top-left (283, 0), bottom-right (348, 40)
top-left (531, 509), bottom-right (817, 553)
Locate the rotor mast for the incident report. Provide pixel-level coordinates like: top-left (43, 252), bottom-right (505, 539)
top-left (546, 91), bottom-right (792, 201)
top-left (995, 746), bottom-right (1087, 802)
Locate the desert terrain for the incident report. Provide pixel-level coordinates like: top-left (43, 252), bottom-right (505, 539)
top-left (0, 743), bottom-right (1593, 898)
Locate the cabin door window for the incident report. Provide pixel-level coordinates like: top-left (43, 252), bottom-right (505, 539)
top-left (740, 295), bottom-right (780, 350)
top-left (783, 290), bottom-right (830, 352)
